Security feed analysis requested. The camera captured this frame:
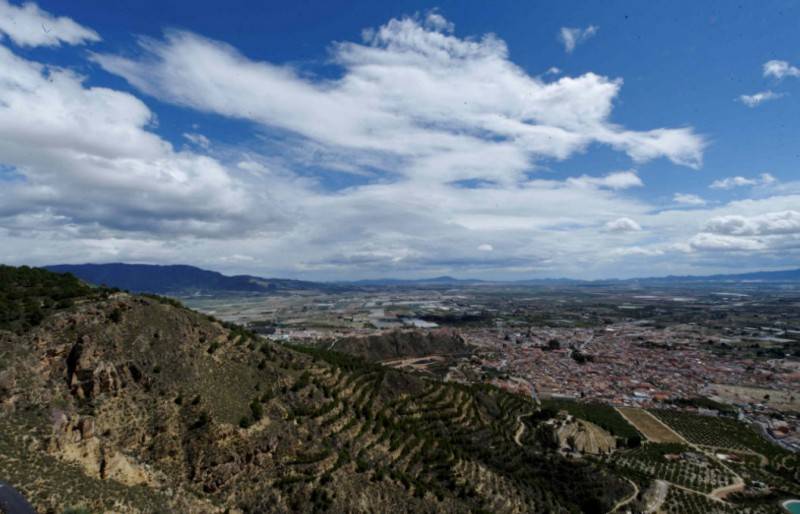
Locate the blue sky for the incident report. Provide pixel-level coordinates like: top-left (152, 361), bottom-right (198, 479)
top-left (0, 0), bottom-right (799, 279)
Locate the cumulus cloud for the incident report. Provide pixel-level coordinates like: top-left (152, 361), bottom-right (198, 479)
top-left (558, 25), bottom-right (598, 53)
top-left (710, 173), bottom-right (775, 189)
top-left (763, 59), bottom-right (800, 79)
top-left (0, 0), bottom-right (99, 47)
top-left (738, 90), bottom-right (783, 107)
top-left (680, 210), bottom-right (800, 255)
top-left (704, 210), bottom-right (800, 236)
top-left (604, 217), bottom-right (642, 233)
top-left (673, 193), bottom-right (706, 206)
top-left (0, 43), bottom-right (272, 238)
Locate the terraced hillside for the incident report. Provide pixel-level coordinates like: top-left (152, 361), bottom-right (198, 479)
top-left (0, 266), bottom-right (630, 513)
top-left (330, 328), bottom-right (473, 362)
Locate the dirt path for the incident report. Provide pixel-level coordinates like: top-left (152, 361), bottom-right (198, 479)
top-left (513, 413), bottom-right (531, 447)
top-left (642, 480), bottom-right (669, 513)
top-left (608, 477), bottom-right (639, 513)
top-left (710, 478), bottom-right (745, 499)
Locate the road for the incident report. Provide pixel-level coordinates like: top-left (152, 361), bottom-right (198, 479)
top-left (0, 481), bottom-right (37, 514)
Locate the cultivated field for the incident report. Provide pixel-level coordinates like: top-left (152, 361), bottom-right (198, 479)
top-left (708, 383), bottom-right (800, 412)
top-left (605, 443), bottom-right (738, 494)
top-left (650, 409), bottom-right (792, 462)
top-left (616, 407), bottom-right (684, 443)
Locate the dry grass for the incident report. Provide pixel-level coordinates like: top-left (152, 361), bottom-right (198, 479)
top-left (616, 407), bottom-right (684, 443)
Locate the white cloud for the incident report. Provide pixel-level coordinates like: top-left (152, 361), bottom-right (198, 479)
top-left (611, 246), bottom-right (664, 257)
top-left (4, 13), bottom-right (765, 280)
top-left (0, 0), bottom-right (99, 47)
top-left (763, 59), bottom-right (800, 79)
top-left (422, 10), bottom-right (454, 33)
top-left (673, 193), bottom-right (706, 206)
top-left (567, 170), bottom-right (643, 190)
top-left (183, 132), bottom-right (210, 149)
top-left (604, 217), bottom-right (642, 233)
top-left (704, 210), bottom-right (800, 236)
top-left (558, 25), bottom-right (598, 53)
top-left (738, 90), bottom-right (783, 107)
top-left (710, 173), bottom-right (775, 189)
top-left (760, 172), bottom-right (777, 185)
top-left (0, 43), bottom-right (271, 238)
top-left (679, 209), bottom-right (800, 255)
top-left (92, 15), bottom-right (704, 181)
top-left (688, 233), bottom-right (766, 252)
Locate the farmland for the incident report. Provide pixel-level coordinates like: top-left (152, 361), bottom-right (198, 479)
top-left (650, 409), bottom-right (787, 459)
top-left (660, 486), bottom-right (782, 514)
top-left (605, 443), bottom-right (738, 493)
top-left (616, 407), bottom-right (684, 444)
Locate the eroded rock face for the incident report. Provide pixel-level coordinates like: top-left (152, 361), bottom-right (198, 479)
top-left (49, 412), bottom-right (103, 477)
top-left (48, 411), bottom-right (152, 486)
top-left (548, 413), bottom-right (617, 455)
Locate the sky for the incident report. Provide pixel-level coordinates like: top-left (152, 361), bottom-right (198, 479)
top-left (0, 0), bottom-right (799, 280)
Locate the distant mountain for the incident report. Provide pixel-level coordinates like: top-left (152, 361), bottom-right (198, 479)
top-left (43, 263), bottom-right (800, 295)
top-left (623, 268), bottom-right (800, 285)
top-left (44, 263), bottom-right (324, 294)
top-left (346, 275), bottom-right (485, 286)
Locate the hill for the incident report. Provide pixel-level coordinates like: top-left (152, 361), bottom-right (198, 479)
top-left (331, 329), bottom-right (473, 362)
top-left (0, 265), bottom-right (630, 513)
top-left (44, 263), bottom-right (324, 295)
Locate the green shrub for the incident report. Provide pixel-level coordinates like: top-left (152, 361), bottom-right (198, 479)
top-left (250, 398), bottom-right (264, 421)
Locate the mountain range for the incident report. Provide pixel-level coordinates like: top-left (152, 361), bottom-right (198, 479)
top-left (43, 262), bottom-right (800, 295)
top-left (45, 263), bottom-right (323, 294)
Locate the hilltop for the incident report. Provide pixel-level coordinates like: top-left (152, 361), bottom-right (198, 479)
top-left (0, 265), bottom-right (630, 513)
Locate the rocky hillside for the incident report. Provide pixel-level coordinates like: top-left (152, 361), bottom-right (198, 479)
top-left (544, 414), bottom-right (618, 456)
top-left (0, 266), bottom-right (631, 513)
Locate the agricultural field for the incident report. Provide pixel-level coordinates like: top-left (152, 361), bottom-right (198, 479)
top-left (616, 407), bottom-right (684, 443)
top-left (660, 486), bottom-right (783, 514)
top-left (605, 443), bottom-right (739, 493)
top-left (724, 452), bottom-right (800, 497)
top-left (708, 384), bottom-right (800, 412)
top-left (650, 409), bottom-right (786, 459)
top-left (539, 399), bottom-right (641, 446)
